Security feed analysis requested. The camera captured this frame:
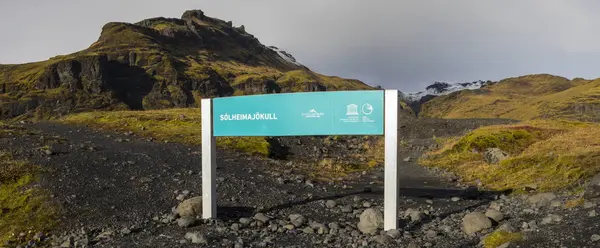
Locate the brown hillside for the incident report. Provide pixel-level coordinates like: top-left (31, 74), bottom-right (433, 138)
top-left (420, 74), bottom-right (600, 122)
top-left (0, 10), bottom-right (375, 120)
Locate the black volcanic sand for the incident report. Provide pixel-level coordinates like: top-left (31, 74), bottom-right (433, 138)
top-left (1, 118), bottom-right (599, 248)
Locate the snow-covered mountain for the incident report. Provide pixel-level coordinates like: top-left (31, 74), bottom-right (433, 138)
top-left (267, 46), bottom-right (304, 67)
top-left (401, 80), bottom-right (494, 102)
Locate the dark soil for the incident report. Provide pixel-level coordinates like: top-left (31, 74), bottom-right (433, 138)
top-left (2, 117), bottom-right (599, 248)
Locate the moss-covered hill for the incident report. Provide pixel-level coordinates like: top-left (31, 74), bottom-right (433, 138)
top-left (419, 74), bottom-right (600, 122)
top-left (0, 10), bottom-right (375, 120)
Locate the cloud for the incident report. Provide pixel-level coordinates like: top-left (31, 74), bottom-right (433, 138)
top-left (1, 0), bottom-right (599, 91)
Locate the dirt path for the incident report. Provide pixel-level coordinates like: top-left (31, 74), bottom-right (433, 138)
top-left (0, 118), bottom-right (545, 248)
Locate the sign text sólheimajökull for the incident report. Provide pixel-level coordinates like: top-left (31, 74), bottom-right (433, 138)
top-left (212, 90), bottom-right (384, 136)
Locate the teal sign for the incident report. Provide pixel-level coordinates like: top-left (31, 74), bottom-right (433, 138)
top-left (212, 90), bottom-right (384, 136)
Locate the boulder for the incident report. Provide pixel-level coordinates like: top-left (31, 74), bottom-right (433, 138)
top-left (462, 212), bottom-right (492, 234)
top-left (357, 208), bottom-right (384, 234)
top-left (176, 196), bottom-right (203, 217)
top-left (484, 148), bottom-right (509, 164)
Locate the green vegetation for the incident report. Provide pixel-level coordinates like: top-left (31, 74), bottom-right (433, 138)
top-left (420, 120), bottom-right (600, 192)
top-left (0, 124), bottom-right (58, 244)
top-left (481, 230), bottom-right (523, 248)
top-left (57, 108), bottom-right (270, 156)
top-left (420, 74), bottom-right (600, 122)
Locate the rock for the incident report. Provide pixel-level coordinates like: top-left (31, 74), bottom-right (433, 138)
top-left (60, 239), bottom-right (72, 248)
top-left (341, 205), bottom-right (353, 213)
top-left (302, 227), bottom-right (315, 234)
top-left (497, 223), bottom-right (517, 233)
top-left (405, 208), bottom-right (424, 222)
top-left (239, 217), bottom-right (252, 226)
top-left (462, 212), bottom-right (493, 234)
top-left (541, 214), bottom-right (563, 225)
top-left (592, 234), bottom-right (600, 242)
top-left (176, 196), bottom-right (202, 217)
top-left (484, 148), bottom-right (509, 164)
top-left (585, 173), bottom-right (600, 200)
top-left (589, 210), bottom-right (598, 217)
top-left (485, 209), bottom-right (504, 222)
top-left (177, 216), bottom-right (197, 228)
top-left (326, 200), bottom-right (337, 208)
top-left (451, 197), bottom-right (461, 202)
top-left (254, 213), bottom-right (271, 223)
top-left (310, 222), bottom-right (329, 234)
top-left (407, 242), bottom-right (419, 248)
top-left (357, 208), bottom-right (384, 234)
top-left (289, 214), bottom-right (307, 227)
top-left (121, 227), bottom-right (131, 235)
top-left (184, 232), bottom-right (207, 244)
top-left (403, 157), bottom-right (412, 162)
top-left (373, 234), bottom-right (392, 245)
top-left (584, 201), bottom-right (597, 209)
top-left (527, 193), bottom-right (557, 206)
top-left (386, 229), bottom-right (401, 238)
top-left (425, 230), bottom-right (437, 238)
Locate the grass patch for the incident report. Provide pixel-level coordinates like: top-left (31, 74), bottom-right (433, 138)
top-left (420, 74), bottom-right (600, 122)
top-left (420, 120), bottom-right (600, 192)
top-left (482, 230), bottom-right (523, 248)
top-left (0, 125), bottom-right (58, 245)
top-left (56, 108), bottom-right (270, 156)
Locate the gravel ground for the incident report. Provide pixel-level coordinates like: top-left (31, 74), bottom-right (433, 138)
top-left (1, 118), bottom-right (599, 248)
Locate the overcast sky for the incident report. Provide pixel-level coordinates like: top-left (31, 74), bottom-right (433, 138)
top-left (1, 0), bottom-right (600, 92)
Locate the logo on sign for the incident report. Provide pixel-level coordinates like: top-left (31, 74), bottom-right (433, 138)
top-left (362, 103), bottom-right (374, 115)
top-left (302, 109), bottom-right (324, 118)
top-left (346, 104), bottom-right (359, 115)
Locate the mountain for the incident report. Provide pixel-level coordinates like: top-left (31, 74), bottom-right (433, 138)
top-left (0, 10), bottom-right (374, 119)
top-left (418, 74), bottom-right (600, 122)
top-left (399, 80), bottom-right (496, 115)
top-left (400, 80), bottom-right (495, 102)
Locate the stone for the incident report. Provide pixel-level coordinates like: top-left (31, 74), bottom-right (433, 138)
top-left (484, 148), bottom-right (509, 164)
top-left (176, 196), bottom-right (202, 217)
top-left (407, 242), bottom-right (419, 248)
top-left (326, 200), bottom-right (337, 208)
top-left (425, 230), bottom-right (437, 238)
top-left (541, 214), bottom-right (563, 225)
top-left (386, 229), bottom-right (401, 238)
top-left (184, 232), bottom-right (207, 244)
top-left (405, 208), bottom-right (424, 222)
top-left (373, 234), bottom-right (392, 245)
top-left (527, 193), bottom-right (557, 206)
top-left (341, 205), bottom-right (353, 213)
top-left (239, 217), bottom-right (252, 226)
top-left (592, 234), bottom-right (600, 242)
top-left (177, 216), bottom-right (197, 228)
top-left (302, 227), bottom-right (315, 234)
top-left (254, 213), bottom-right (271, 223)
top-left (585, 173), bottom-right (600, 200)
top-left (497, 223), bottom-right (517, 233)
top-left (485, 209), bottom-right (504, 222)
top-left (462, 212), bottom-right (493, 234)
top-left (357, 208), bottom-right (384, 235)
top-left (289, 214), bottom-right (307, 227)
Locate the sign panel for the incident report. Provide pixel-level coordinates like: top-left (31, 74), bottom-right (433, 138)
top-left (212, 90), bottom-right (384, 136)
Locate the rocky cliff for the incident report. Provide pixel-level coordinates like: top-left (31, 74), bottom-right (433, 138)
top-left (0, 10), bottom-right (374, 119)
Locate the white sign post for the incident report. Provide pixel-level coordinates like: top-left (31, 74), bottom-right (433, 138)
top-left (201, 98), bottom-right (217, 219)
top-left (383, 89), bottom-right (399, 230)
top-left (200, 90), bottom-right (400, 230)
